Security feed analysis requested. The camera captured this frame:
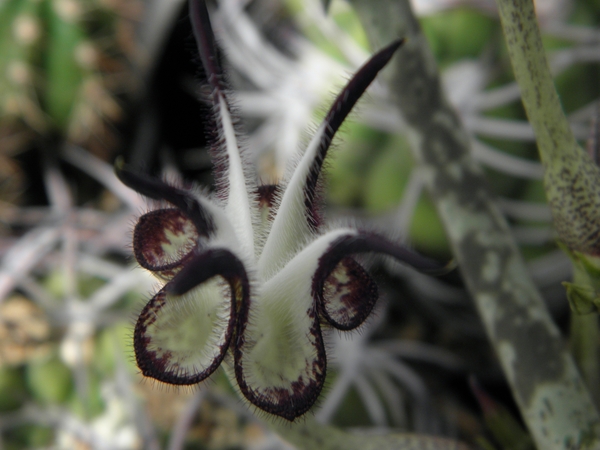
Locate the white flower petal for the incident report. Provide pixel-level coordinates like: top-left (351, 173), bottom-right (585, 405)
top-left (190, 0), bottom-right (256, 257)
top-left (259, 41), bottom-right (404, 277)
top-left (134, 278), bottom-right (234, 385)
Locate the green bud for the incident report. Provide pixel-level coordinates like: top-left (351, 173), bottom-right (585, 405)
top-left (44, 0), bottom-right (87, 130)
top-left (544, 149), bottom-right (600, 257)
top-left (560, 243), bottom-right (600, 315)
top-left (564, 282), bottom-right (597, 315)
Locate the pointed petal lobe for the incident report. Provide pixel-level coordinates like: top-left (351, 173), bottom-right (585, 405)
top-left (303, 40), bottom-right (405, 227)
top-left (115, 166), bottom-right (215, 236)
top-left (189, 0), bottom-right (255, 254)
top-left (259, 40), bottom-right (404, 276)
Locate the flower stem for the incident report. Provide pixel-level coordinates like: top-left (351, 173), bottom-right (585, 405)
top-left (271, 416), bottom-right (468, 450)
top-left (571, 312), bottom-right (600, 405)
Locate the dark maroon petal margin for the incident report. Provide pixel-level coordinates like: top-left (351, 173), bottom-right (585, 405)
top-left (233, 304), bottom-right (327, 421)
top-left (115, 165), bottom-right (215, 237)
top-left (134, 248), bottom-right (249, 385)
top-left (313, 232), bottom-right (445, 329)
top-left (133, 209), bottom-right (199, 275)
top-left (303, 39), bottom-right (404, 230)
top-left (320, 257), bottom-right (378, 330)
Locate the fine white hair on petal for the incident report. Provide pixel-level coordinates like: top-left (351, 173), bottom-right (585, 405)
top-left (117, 0), bottom-right (444, 423)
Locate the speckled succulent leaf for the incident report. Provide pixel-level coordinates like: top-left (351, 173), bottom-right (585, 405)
top-left (116, 0), bottom-right (447, 421)
top-left (494, 0), bottom-right (600, 259)
top-left (352, 0), bottom-right (600, 446)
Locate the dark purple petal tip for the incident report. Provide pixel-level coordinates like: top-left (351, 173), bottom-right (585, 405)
top-left (167, 248), bottom-right (249, 297)
top-left (115, 163), bottom-right (216, 239)
top-left (303, 39), bottom-right (405, 230)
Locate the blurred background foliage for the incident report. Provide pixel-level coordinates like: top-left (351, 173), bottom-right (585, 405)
top-left (0, 0), bottom-right (599, 448)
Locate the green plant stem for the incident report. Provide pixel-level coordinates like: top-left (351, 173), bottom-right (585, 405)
top-left (569, 254), bottom-right (600, 404)
top-left (496, 0), bottom-right (600, 256)
top-left (496, 0), bottom-right (574, 165)
top-left (348, 0), bottom-right (600, 448)
top-left (271, 416), bottom-right (469, 450)
top-left (571, 312), bottom-right (600, 404)
top-left (497, 0), bottom-right (600, 421)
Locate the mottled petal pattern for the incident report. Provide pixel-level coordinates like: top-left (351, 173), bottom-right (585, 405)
top-left (134, 278), bottom-right (233, 385)
top-left (133, 209), bottom-right (199, 279)
top-left (234, 288), bottom-right (325, 421)
top-left (321, 257), bottom-right (378, 330)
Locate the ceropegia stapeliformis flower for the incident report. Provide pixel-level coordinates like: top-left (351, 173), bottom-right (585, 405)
top-left (116, 0), bottom-right (445, 421)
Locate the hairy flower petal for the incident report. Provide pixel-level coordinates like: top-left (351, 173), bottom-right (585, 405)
top-left (134, 278), bottom-right (234, 385)
top-left (234, 273), bottom-right (325, 421)
top-left (133, 208), bottom-right (199, 279)
top-left (167, 247), bottom-right (249, 297)
top-left (314, 232), bottom-right (445, 277)
top-left (321, 257), bottom-right (378, 330)
top-left (259, 40), bottom-right (404, 277)
top-left (313, 232), bottom-right (445, 329)
top-left (117, 0), bottom-right (439, 422)
top-left (233, 229), bottom-right (362, 419)
top-left (116, 166), bottom-right (216, 235)
top-left (190, 0), bottom-right (256, 256)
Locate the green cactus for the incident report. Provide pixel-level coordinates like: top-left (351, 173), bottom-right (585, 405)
top-left (0, 0), bottom-right (126, 144)
top-left (0, 0), bottom-right (45, 130)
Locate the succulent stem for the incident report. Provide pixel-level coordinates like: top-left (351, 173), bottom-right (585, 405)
top-left (349, 0), bottom-right (600, 447)
top-left (496, 0), bottom-right (600, 257)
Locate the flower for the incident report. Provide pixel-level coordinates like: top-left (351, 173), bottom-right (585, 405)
top-left (116, 0), bottom-right (444, 421)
